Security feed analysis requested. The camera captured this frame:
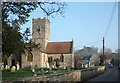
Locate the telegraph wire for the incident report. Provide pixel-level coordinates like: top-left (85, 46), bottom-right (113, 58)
top-left (104, 2), bottom-right (117, 39)
top-left (75, 2), bottom-right (117, 51)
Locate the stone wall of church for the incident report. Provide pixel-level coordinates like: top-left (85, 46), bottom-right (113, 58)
top-left (40, 53), bottom-right (49, 68)
top-left (47, 53), bottom-right (74, 68)
top-left (21, 53), bottom-right (29, 68)
top-left (21, 49), bottom-right (49, 68)
top-left (64, 54), bottom-right (74, 68)
top-left (21, 50), bottom-right (41, 68)
top-left (7, 56), bottom-right (12, 67)
top-left (7, 54), bottom-right (21, 68)
top-left (21, 52), bottom-right (74, 69)
top-left (32, 49), bottom-right (41, 68)
top-left (72, 48), bottom-right (75, 68)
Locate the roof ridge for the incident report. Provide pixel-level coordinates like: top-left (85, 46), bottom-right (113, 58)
top-left (48, 41), bottom-right (72, 43)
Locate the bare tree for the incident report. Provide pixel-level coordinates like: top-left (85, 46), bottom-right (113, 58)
top-left (99, 48), bottom-right (112, 65)
top-left (99, 48), bottom-right (112, 59)
top-left (74, 55), bottom-right (82, 69)
top-left (2, 2), bottom-right (66, 27)
top-left (90, 53), bottom-right (100, 66)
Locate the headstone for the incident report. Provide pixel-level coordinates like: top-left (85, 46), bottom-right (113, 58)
top-left (64, 63), bottom-right (66, 69)
top-left (46, 62), bottom-right (49, 68)
top-left (33, 74), bottom-right (37, 76)
top-left (11, 66), bottom-right (16, 72)
top-left (32, 68), bottom-right (35, 73)
top-left (1, 65), bottom-right (4, 70)
top-left (16, 64), bottom-right (20, 70)
top-left (5, 65), bottom-right (8, 69)
top-left (86, 64), bottom-right (87, 68)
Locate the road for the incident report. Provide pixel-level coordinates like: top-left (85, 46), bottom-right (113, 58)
top-left (88, 66), bottom-right (120, 81)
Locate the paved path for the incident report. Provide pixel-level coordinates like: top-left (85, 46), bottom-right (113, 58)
top-left (88, 66), bottom-right (119, 81)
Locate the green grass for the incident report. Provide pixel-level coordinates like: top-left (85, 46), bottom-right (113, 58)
top-left (2, 68), bottom-right (33, 80)
top-left (2, 68), bottom-right (67, 80)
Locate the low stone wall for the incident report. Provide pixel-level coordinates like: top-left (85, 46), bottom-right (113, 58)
top-left (81, 66), bottom-right (106, 81)
top-left (48, 70), bottom-right (81, 81)
top-left (17, 70), bottom-right (81, 82)
top-left (18, 66), bottom-right (105, 82)
top-left (2, 66), bottom-right (105, 82)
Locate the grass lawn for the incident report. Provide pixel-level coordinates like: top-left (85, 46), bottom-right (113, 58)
top-left (2, 68), bottom-right (67, 80)
top-left (2, 68), bottom-right (33, 80)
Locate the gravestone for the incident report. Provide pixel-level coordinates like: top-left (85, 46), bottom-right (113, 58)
top-left (11, 66), bottom-right (16, 72)
top-left (16, 64), bottom-right (20, 70)
top-left (5, 65), bottom-right (10, 69)
top-left (5, 65), bottom-right (8, 69)
top-left (1, 65), bottom-right (4, 70)
top-left (46, 62), bottom-right (49, 68)
top-left (33, 74), bottom-right (37, 76)
top-left (32, 68), bottom-right (35, 73)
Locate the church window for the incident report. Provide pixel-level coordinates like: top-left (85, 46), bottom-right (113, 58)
top-left (60, 54), bottom-right (64, 62)
top-left (27, 53), bottom-right (33, 62)
top-left (48, 57), bottom-right (53, 63)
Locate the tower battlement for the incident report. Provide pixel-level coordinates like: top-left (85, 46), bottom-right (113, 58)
top-left (32, 17), bottom-right (50, 24)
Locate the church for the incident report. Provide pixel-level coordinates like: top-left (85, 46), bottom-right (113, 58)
top-left (8, 18), bottom-right (74, 69)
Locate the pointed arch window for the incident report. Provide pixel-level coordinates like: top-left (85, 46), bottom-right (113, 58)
top-left (60, 54), bottom-right (64, 62)
top-left (48, 57), bottom-right (53, 63)
top-left (27, 52), bottom-right (33, 62)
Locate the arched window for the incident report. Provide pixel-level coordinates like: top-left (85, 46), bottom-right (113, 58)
top-left (27, 53), bottom-right (33, 62)
top-left (60, 54), bottom-right (64, 62)
top-left (48, 57), bottom-right (53, 63)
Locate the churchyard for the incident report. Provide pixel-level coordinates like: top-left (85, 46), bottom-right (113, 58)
top-left (2, 66), bottom-right (69, 80)
top-left (2, 68), bottom-right (33, 80)
top-left (2, 64), bottom-right (105, 81)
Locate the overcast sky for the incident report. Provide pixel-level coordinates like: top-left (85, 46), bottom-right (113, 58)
top-left (20, 2), bottom-right (118, 52)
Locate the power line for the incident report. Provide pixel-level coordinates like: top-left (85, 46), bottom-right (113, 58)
top-left (75, 2), bottom-right (117, 50)
top-left (104, 2), bottom-right (117, 39)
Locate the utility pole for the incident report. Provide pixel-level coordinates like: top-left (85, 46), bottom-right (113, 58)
top-left (103, 37), bottom-right (105, 65)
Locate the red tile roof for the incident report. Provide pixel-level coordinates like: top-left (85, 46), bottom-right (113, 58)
top-left (46, 41), bottom-right (73, 54)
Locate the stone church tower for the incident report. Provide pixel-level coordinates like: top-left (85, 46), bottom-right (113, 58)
top-left (21, 17), bottom-right (74, 68)
top-left (32, 18), bottom-right (50, 52)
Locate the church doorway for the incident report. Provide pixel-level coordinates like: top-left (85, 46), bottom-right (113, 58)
top-left (11, 59), bottom-right (16, 67)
